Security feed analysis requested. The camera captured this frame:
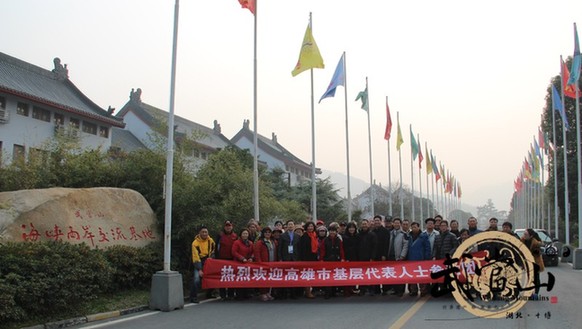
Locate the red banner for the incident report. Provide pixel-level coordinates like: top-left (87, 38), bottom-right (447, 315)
top-left (202, 259), bottom-right (452, 289)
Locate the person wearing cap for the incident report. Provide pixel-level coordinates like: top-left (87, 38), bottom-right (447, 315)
top-left (190, 225), bottom-right (216, 303)
top-left (294, 226), bottom-right (304, 237)
top-left (272, 227), bottom-right (282, 243)
top-left (254, 227), bottom-right (278, 301)
top-left (320, 225), bottom-right (345, 299)
top-left (316, 225), bottom-right (328, 260)
top-left (215, 220), bottom-right (238, 301)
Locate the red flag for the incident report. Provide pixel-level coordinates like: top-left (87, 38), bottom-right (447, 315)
top-left (238, 0), bottom-right (255, 15)
top-left (561, 57), bottom-right (580, 98)
top-left (538, 127), bottom-right (545, 151)
top-left (384, 100), bottom-right (392, 140)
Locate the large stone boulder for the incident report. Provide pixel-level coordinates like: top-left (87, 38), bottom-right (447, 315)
top-left (0, 187), bottom-right (159, 248)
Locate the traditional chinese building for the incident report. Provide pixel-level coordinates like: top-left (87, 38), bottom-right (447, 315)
top-left (115, 90), bottom-right (234, 172)
top-left (0, 52), bottom-right (124, 164)
top-left (231, 120), bottom-right (321, 186)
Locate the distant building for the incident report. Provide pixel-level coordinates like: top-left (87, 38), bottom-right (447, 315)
top-left (115, 90), bottom-right (234, 172)
top-left (231, 120), bottom-right (320, 186)
top-left (0, 52), bottom-right (124, 164)
top-left (353, 183), bottom-right (390, 219)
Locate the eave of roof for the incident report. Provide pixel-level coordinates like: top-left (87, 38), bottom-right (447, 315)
top-left (0, 52), bottom-right (124, 128)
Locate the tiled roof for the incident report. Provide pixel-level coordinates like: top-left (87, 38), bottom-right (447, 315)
top-left (231, 124), bottom-right (314, 171)
top-left (110, 128), bottom-right (146, 152)
top-left (117, 99), bottom-right (233, 151)
top-left (0, 52), bottom-right (124, 127)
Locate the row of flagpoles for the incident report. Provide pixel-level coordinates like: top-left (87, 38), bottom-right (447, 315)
top-left (238, 1), bottom-right (464, 224)
top-left (513, 22), bottom-right (581, 248)
top-left (290, 13), bottom-right (464, 224)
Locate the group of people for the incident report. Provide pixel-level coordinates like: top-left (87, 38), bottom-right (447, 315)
top-left (189, 215), bottom-right (546, 303)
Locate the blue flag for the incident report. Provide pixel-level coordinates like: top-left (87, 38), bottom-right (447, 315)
top-left (552, 85), bottom-right (569, 130)
top-left (319, 53), bottom-right (345, 103)
top-left (567, 22), bottom-right (581, 85)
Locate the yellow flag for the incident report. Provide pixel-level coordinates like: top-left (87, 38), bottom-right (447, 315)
top-left (425, 143), bottom-right (433, 175)
top-left (291, 24), bottom-right (324, 77)
top-left (396, 121), bottom-right (404, 151)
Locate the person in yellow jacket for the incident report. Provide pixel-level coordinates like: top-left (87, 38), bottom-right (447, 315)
top-left (190, 226), bottom-right (215, 303)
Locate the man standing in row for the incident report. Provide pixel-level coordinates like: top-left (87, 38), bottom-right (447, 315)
top-left (387, 218), bottom-right (409, 297)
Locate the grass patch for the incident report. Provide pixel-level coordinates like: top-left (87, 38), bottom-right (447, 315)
top-left (1, 289), bottom-right (149, 329)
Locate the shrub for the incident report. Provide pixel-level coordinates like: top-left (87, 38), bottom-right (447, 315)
top-left (103, 243), bottom-right (163, 291)
top-left (0, 241), bottom-right (112, 323)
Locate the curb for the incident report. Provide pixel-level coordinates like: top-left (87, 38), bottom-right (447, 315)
top-left (21, 305), bottom-right (149, 329)
top-left (21, 292), bottom-right (207, 329)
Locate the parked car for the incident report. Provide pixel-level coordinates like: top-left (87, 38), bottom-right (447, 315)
top-left (515, 229), bottom-right (559, 267)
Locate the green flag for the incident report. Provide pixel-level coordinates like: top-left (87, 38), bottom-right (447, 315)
top-left (355, 87), bottom-right (369, 111)
top-left (410, 126), bottom-right (419, 160)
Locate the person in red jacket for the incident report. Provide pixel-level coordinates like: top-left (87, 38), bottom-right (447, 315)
top-left (254, 227), bottom-right (278, 301)
top-left (232, 228), bottom-right (254, 300)
top-left (215, 220), bottom-right (238, 300)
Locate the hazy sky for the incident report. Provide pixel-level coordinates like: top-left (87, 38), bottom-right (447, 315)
top-left (3, 0), bottom-right (582, 212)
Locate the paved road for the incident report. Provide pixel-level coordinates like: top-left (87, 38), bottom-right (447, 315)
top-left (75, 262), bottom-right (582, 329)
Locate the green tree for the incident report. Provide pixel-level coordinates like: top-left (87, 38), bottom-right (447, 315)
top-left (477, 199), bottom-right (503, 222)
top-left (534, 56), bottom-right (581, 243)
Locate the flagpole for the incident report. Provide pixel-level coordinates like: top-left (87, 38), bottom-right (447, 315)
top-left (409, 125), bottom-right (415, 221)
top-left (309, 13), bottom-right (317, 223)
top-left (575, 64), bottom-right (582, 250)
top-left (162, 0), bottom-right (180, 274)
top-left (560, 56), bottom-right (570, 245)
top-left (252, 0), bottom-right (260, 223)
top-left (150, 0), bottom-right (183, 311)
top-left (551, 78), bottom-right (559, 239)
top-left (425, 142), bottom-right (430, 224)
top-left (398, 112), bottom-right (404, 219)
top-left (343, 52), bottom-right (352, 222)
top-left (387, 96), bottom-right (393, 217)
top-left (364, 77), bottom-right (374, 217)
top-left (431, 168), bottom-right (435, 218)
top-left (541, 146), bottom-right (545, 230)
top-left (418, 134), bottom-right (423, 222)
top-left (572, 24), bottom-right (582, 250)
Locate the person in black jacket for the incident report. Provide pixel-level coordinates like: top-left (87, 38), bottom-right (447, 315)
top-left (434, 220), bottom-right (459, 260)
top-left (278, 220), bottom-right (301, 299)
top-left (357, 219), bottom-right (377, 296)
top-left (372, 215), bottom-right (390, 295)
top-left (341, 221), bottom-right (359, 296)
top-left (320, 226), bottom-right (345, 299)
